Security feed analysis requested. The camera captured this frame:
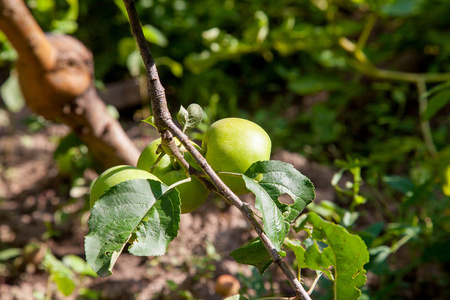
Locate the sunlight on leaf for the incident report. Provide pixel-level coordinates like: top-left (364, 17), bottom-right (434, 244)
top-left (294, 213), bottom-right (370, 300)
top-left (245, 160), bottom-right (315, 223)
top-left (85, 179), bottom-right (180, 277)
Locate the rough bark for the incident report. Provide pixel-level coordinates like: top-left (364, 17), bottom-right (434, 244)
top-left (0, 0), bottom-right (139, 169)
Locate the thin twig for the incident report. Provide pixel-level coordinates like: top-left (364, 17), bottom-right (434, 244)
top-left (339, 37), bottom-right (450, 83)
top-left (122, 1), bottom-right (310, 299)
top-left (356, 13), bottom-right (376, 51)
top-left (123, 0), bottom-right (190, 173)
top-left (416, 80), bottom-right (437, 155)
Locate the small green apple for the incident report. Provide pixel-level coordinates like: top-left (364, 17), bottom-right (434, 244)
top-left (89, 165), bottom-right (160, 208)
top-left (137, 138), bottom-right (209, 214)
top-left (202, 118), bottom-right (271, 194)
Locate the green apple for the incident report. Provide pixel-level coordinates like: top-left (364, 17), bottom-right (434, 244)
top-left (137, 138), bottom-right (209, 214)
top-left (89, 165), bottom-right (160, 208)
top-left (202, 118), bottom-right (271, 194)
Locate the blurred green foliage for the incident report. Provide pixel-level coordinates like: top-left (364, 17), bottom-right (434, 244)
top-left (1, 0), bottom-right (449, 299)
top-left (55, 0), bottom-right (450, 164)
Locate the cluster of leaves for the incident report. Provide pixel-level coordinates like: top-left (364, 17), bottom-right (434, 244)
top-left (85, 158), bottom-right (370, 299)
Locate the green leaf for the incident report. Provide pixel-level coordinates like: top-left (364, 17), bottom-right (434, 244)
top-left (419, 80), bottom-right (450, 100)
top-left (0, 248), bottom-right (22, 261)
top-left (64, 0), bottom-right (79, 21)
top-left (142, 116), bottom-right (157, 129)
top-left (52, 273), bottom-right (76, 296)
top-left (245, 160), bottom-right (315, 223)
top-left (187, 104), bottom-right (203, 127)
top-left (128, 191), bottom-right (181, 256)
top-left (43, 251), bottom-right (74, 278)
top-left (242, 174), bottom-right (287, 251)
top-left (0, 71), bottom-right (25, 113)
top-left (85, 179), bottom-right (180, 277)
top-left (126, 50), bottom-right (143, 77)
top-left (380, 0), bottom-right (425, 17)
top-left (177, 103), bottom-right (203, 131)
top-left (383, 175), bottom-right (415, 195)
top-left (231, 161), bottom-right (315, 273)
top-left (118, 37), bottom-right (137, 64)
top-left (285, 237), bottom-right (333, 280)
top-left (177, 105), bottom-right (189, 127)
top-left (113, 0), bottom-right (127, 19)
top-left (142, 24), bottom-right (168, 47)
top-left (297, 213), bottom-right (370, 300)
top-left (34, 0), bottom-right (54, 12)
top-left (230, 238), bottom-right (273, 274)
top-left (155, 56), bottom-right (183, 78)
top-left (62, 255), bottom-right (97, 277)
top-left (42, 251), bottom-right (76, 296)
top-left (243, 10), bottom-right (268, 44)
top-left (423, 89), bottom-right (450, 120)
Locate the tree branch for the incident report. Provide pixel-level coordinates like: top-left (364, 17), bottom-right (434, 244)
top-left (0, 0), bottom-right (140, 168)
top-left (122, 1), bottom-right (311, 299)
top-left (339, 34), bottom-right (443, 156)
top-left (0, 0), bottom-right (56, 70)
top-left (339, 37), bottom-right (450, 83)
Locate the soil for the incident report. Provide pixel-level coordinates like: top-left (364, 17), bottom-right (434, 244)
top-left (0, 110), bottom-right (338, 300)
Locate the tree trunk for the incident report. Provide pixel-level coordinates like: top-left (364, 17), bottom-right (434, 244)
top-left (0, 0), bottom-right (140, 169)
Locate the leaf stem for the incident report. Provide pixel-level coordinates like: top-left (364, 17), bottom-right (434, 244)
top-left (307, 271), bottom-right (323, 295)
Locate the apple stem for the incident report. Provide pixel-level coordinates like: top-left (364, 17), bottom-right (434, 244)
top-left (149, 152), bottom-right (165, 173)
top-left (216, 171), bottom-right (244, 178)
top-left (164, 177), bottom-right (192, 193)
top-left (170, 157), bottom-right (179, 170)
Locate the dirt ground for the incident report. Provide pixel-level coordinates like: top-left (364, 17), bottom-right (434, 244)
top-left (0, 111), bottom-right (338, 300)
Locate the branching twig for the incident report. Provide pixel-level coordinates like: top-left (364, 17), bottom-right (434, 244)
top-left (122, 1), bottom-right (310, 299)
top-left (339, 37), bottom-right (450, 83)
top-left (339, 34), bottom-right (446, 156)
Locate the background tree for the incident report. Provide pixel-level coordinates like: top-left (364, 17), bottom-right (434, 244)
top-left (0, 0), bottom-right (139, 168)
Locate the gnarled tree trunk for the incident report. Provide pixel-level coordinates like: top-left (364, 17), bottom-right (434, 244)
top-left (0, 0), bottom-right (139, 169)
